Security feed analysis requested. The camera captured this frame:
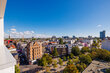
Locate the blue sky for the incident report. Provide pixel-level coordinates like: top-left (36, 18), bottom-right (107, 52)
top-left (4, 0), bottom-right (110, 38)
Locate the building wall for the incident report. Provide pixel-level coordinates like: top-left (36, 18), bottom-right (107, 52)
top-left (0, 18), bottom-right (4, 45)
top-left (100, 31), bottom-right (105, 39)
top-left (82, 39), bottom-right (93, 45)
top-left (63, 39), bottom-right (76, 44)
top-left (26, 42), bottom-right (42, 62)
top-left (102, 40), bottom-right (110, 51)
top-left (0, 66), bottom-right (15, 73)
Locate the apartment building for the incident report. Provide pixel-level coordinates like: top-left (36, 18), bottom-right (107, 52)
top-left (25, 42), bottom-right (42, 63)
top-left (100, 30), bottom-right (106, 40)
top-left (47, 44), bottom-right (68, 56)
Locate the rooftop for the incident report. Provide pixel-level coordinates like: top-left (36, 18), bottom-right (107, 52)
top-left (82, 60), bottom-right (110, 73)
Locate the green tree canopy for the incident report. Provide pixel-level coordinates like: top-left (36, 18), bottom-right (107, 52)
top-left (72, 57), bottom-right (79, 64)
top-left (81, 47), bottom-right (90, 54)
top-left (38, 53), bottom-right (52, 66)
top-left (15, 65), bottom-right (20, 73)
top-left (53, 60), bottom-right (58, 68)
top-left (59, 58), bottom-right (63, 66)
top-left (67, 56), bottom-right (70, 60)
top-left (67, 59), bottom-right (73, 65)
top-left (79, 54), bottom-right (92, 65)
top-left (59, 38), bottom-right (63, 44)
top-left (76, 63), bottom-right (87, 72)
top-left (63, 56), bottom-right (67, 61)
top-left (52, 47), bottom-right (59, 57)
top-left (63, 64), bottom-right (79, 73)
top-left (70, 53), bottom-right (74, 59)
top-left (71, 46), bottom-right (80, 56)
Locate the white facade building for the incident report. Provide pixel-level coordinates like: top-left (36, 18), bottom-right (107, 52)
top-left (101, 40), bottom-right (110, 51)
top-left (63, 39), bottom-right (76, 44)
top-left (82, 39), bottom-right (93, 46)
top-left (66, 43), bottom-right (84, 54)
top-left (0, 0), bottom-right (16, 73)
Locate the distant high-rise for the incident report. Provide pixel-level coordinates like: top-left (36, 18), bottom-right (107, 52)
top-left (62, 36), bottom-right (69, 39)
top-left (73, 35), bottom-right (76, 39)
top-left (100, 30), bottom-right (106, 40)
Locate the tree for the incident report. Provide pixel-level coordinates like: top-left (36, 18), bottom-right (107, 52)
top-left (72, 57), bottom-right (79, 64)
top-left (96, 49), bottom-right (110, 61)
top-left (53, 60), bottom-right (58, 68)
top-left (81, 47), bottom-right (90, 54)
top-left (76, 63), bottom-right (87, 72)
top-left (45, 66), bottom-right (51, 73)
top-left (90, 48), bottom-right (97, 52)
top-left (92, 40), bottom-right (100, 48)
top-left (41, 57), bottom-right (47, 67)
top-left (71, 47), bottom-right (80, 56)
top-left (15, 65), bottom-right (20, 73)
top-left (59, 58), bottom-right (63, 66)
top-left (70, 53), bottom-right (74, 59)
top-left (52, 47), bottom-right (58, 57)
top-left (67, 59), bottom-right (73, 65)
top-left (67, 56), bottom-right (70, 60)
top-left (47, 56), bottom-right (53, 65)
top-left (106, 69), bottom-right (110, 73)
top-left (63, 56), bottom-right (67, 61)
top-left (31, 38), bottom-right (36, 41)
top-left (59, 38), bottom-right (63, 44)
top-left (79, 54), bottom-right (92, 65)
top-left (76, 64), bottom-right (84, 72)
top-left (89, 51), bottom-right (97, 60)
top-left (38, 54), bottom-right (52, 66)
top-left (63, 64), bottom-right (79, 73)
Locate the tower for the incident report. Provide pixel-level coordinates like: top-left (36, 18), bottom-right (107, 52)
top-left (0, 0), bottom-right (16, 73)
top-left (100, 30), bottom-right (106, 40)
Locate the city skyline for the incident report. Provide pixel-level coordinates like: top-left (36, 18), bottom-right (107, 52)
top-left (4, 0), bottom-right (110, 38)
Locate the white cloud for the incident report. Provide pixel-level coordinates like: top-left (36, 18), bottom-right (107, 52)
top-left (5, 28), bottom-right (51, 38)
top-left (10, 28), bottom-right (16, 31)
top-left (97, 24), bottom-right (102, 27)
top-left (4, 33), bottom-right (9, 38)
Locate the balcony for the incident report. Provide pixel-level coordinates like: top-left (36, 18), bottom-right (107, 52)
top-left (0, 0), bottom-right (16, 73)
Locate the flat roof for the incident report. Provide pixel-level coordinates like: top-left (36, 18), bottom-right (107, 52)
top-left (82, 60), bottom-right (110, 73)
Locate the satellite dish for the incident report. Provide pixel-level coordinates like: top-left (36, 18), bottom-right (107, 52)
top-left (0, 0), bottom-right (7, 18)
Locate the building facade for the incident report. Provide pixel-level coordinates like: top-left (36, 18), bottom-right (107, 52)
top-left (100, 30), bottom-right (106, 40)
top-left (101, 40), bottom-right (110, 51)
top-left (63, 39), bottom-right (76, 44)
top-left (25, 42), bottom-right (42, 63)
top-left (47, 44), bottom-right (68, 56)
